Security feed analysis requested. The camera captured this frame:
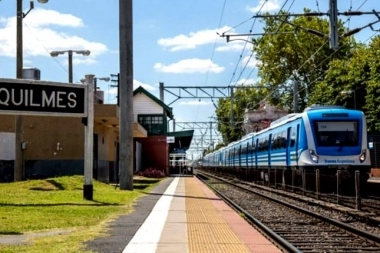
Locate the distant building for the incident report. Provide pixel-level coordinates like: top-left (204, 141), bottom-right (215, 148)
top-left (242, 101), bottom-right (288, 134)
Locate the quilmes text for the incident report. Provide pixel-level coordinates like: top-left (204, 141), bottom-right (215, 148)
top-left (0, 81), bottom-right (86, 115)
top-left (0, 88), bottom-right (77, 108)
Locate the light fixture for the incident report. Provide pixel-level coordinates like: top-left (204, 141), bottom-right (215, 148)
top-left (49, 50), bottom-right (91, 83)
top-left (97, 77), bottom-right (110, 82)
top-left (78, 50), bottom-right (91, 56)
top-left (50, 51), bottom-right (64, 57)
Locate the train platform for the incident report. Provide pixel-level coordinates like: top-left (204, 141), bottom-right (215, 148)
top-left (86, 176), bottom-right (281, 253)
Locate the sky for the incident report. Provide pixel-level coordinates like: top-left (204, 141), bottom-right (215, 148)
top-left (0, 0), bottom-right (379, 158)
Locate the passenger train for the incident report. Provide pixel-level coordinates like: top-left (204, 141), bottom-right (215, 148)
top-left (202, 105), bottom-right (371, 189)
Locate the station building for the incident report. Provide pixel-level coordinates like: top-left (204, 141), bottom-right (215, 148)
top-left (0, 84), bottom-right (193, 183)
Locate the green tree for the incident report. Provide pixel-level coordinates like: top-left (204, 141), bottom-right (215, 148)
top-left (252, 10), bottom-right (355, 112)
top-left (364, 36), bottom-right (380, 131)
top-left (310, 43), bottom-right (369, 109)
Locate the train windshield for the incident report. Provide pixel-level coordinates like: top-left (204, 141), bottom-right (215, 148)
top-left (314, 121), bottom-right (358, 147)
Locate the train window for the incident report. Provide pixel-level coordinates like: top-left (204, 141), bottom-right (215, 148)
top-left (263, 137), bottom-right (269, 151)
top-left (271, 133), bottom-right (277, 150)
top-left (281, 130), bottom-right (287, 148)
top-left (290, 127), bottom-right (296, 147)
top-left (241, 145), bottom-right (246, 155)
top-left (258, 139), bottom-right (263, 152)
top-left (314, 121), bottom-right (358, 146)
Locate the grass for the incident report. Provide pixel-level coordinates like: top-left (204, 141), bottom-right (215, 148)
top-left (0, 175), bottom-right (162, 253)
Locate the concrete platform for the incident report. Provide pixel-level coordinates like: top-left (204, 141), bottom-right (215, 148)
top-left (87, 177), bottom-right (281, 253)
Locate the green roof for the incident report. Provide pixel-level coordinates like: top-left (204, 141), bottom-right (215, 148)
top-left (167, 130), bottom-right (194, 138)
top-left (133, 86), bottom-right (173, 118)
top-left (168, 130), bottom-right (194, 151)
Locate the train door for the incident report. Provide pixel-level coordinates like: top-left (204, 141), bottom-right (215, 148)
top-left (268, 134), bottom-right (272, 167)
top-left (225, 150), bottom-right (228, 167)
top-left (249, 138), bottom-right (254, 168)
top-left (232, 148), bottom-right (235, 167)
top-left (288, 124), bottom-right (300, 167)
top-left (237, 144), bottom-right (243, 167)
top-left (246, 142), bottom-right (249, 167)
top-left (254, 138), bottom-right (259, 168)
top-left (286, 127), bottom-right (291, 167)
top-left (295, 124), bottom-right (300, 167)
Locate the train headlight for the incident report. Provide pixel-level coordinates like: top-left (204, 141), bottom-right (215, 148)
top-left (309, 149), bottom-right (319, 163)
top-left (359, 149), bottom-right (367, 163)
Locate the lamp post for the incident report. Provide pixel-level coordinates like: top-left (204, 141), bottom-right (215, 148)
top-left (50, 50), bottom-right (91, 83)
top-left (17, 0), bottom-right (49, 79)
top-left (94, 77), bottom-right (110, 104)
top-left (81, 76), bottom-right (110, 103)
top-left (15, 0), bottom-right (49, 181)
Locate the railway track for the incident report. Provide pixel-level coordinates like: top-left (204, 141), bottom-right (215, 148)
top-left (200, 168), bottom-right (380, 225)
top-left (197, 171), bottom-right (380, 252)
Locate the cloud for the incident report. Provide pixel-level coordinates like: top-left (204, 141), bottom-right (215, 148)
top-left (154, 58), bottom-right (225, 74)
top-left (235, 78), bottom-right (257, 86)
top-left (25, 8), bottom-right (84, 28)
top-left (247, 0), bottom-right (281, 13)
top-left (179, 100), bottom-right (212, 106)
top-left (157, 26), bottom-right (232, 51)
top-left (133, 79), bottom-right (156, 91)
top-left (0, 8), bottom-right (107, 64)
top-left (242, 55), bottom-right (260, 69)
top-left (216, 41), bottom-right (247, 52)
top-left (106, 79), bottom-right (155, 95)
top-left (104, 79), bottom-right (156, 104)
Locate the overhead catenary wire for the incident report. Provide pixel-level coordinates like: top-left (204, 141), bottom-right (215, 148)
top-left (189, 0), bottom-right (228, 154)
top-left (207, 0), bottom-right (295, 145)
top-left (23, 21), bottom-right (83, 83)
top-left (234, 0), bottom-right (296, 87)
top-left (237, 0), bottom-right (377, 111)
top-left (224, 0), bottom-right (275, 87)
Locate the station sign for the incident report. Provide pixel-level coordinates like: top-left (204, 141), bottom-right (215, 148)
top-left (0, 78), bottom-right (87, 117)
top-left (167, 136), bottom-right (175, 143)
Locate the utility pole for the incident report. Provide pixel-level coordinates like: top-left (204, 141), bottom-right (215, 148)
top-left (110, 73), bottom-right (120, 105)
top-left (329, 0), bottom-right (338, 50)
top-left (220, 1), bottom-right (380, 50)
top-left (15, 0), bottom-right (24, 182)
top-left (119, 0), bottom-right (134, 190)
top-left (83, 74), bottom-right (94, 200)
top-left (68, 50), bottom-right (73, 83)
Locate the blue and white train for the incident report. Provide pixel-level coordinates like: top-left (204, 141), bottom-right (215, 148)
top-left (202, 105), bottom-right (371, 183)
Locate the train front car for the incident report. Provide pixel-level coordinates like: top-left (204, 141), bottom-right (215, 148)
top-left (300, 105), bottom-right (371, 193)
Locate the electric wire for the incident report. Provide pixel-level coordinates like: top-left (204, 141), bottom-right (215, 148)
top-left (190, 0), bottom-right (228, 153)
top-left (225, 0), bottom-right (269, 87)
top-left (23, 21), bottom-right (76, 82)
top-left (236, 0), bottom-right (295, 87)
top-left (243, 0), bottom-right (376, 111)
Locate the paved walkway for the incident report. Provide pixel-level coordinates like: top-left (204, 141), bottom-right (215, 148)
top-left (87, 177), bottom-right (281, 253)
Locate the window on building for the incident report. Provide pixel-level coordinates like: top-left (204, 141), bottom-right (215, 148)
top-left (138, 114), bottom-right (165, 135)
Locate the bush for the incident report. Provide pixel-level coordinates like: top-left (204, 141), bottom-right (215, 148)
top-left (138, 168), bottom-right (166, 178)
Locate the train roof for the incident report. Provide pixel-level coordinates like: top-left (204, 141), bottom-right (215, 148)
top-left (304, 104), bottom-right (346, 111)
top-left (269, 113), bottom-right (299, 128)
top-left (241, 132), bottom-right (256, 140)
